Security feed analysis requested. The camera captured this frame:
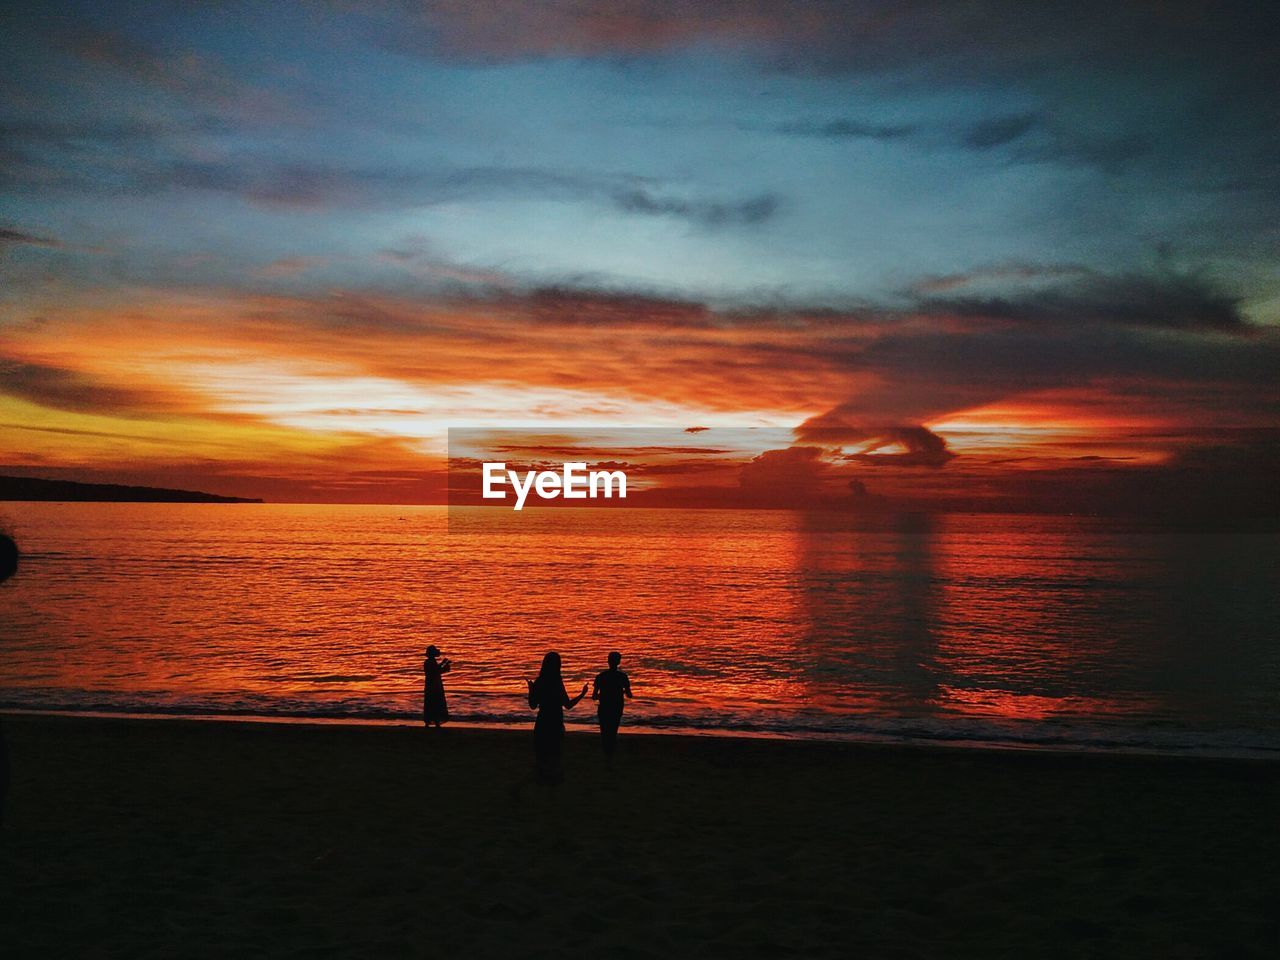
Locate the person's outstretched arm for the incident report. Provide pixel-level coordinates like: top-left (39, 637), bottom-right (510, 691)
top-left (565, 683), bottom-right (588, 708)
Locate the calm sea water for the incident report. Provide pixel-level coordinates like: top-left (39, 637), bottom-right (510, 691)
top-left (1, 503), bottom-right (1277, 756)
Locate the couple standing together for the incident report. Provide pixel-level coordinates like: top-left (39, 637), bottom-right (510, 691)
top-left (423, 646), bottom-right (633, 784)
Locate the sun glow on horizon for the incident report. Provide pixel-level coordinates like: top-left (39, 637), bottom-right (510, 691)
top-left (167, 359), bottom-right (810, 454)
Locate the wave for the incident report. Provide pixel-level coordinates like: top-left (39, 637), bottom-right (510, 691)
top-left (3, 691), bottom-right (1276, 761)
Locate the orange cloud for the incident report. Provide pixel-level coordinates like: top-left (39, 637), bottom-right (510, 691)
top-left (3, 283), bottom-right (1276, 510)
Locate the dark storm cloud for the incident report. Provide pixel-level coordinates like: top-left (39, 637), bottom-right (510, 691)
top-left (847, 427), bottom-right (955, 468)
top-left (792, 421), bottom-right (956, 468)
top-left (958, 112), bottom-right (1152, 171)
top-left (508, 287), bottom-right (715, 328)
top-left (808, 316), bottom-right (1280, 432)
top-left (770, 109), bottom-right (1150, 173)
top-left (0, 358), bottom-right (166, 415)
top-left (610, 188), bottom-right (779, 227)
top-left (497, 265), bottom-right (1250, 339)
top-left (0, 421), bottom-right (185, 443)
top-left (771, 119), bottom-right (916, 141)
top-left (0, 228), bottom-right (61, 249)
top-left (922, 271), bottom-right (1247, 333)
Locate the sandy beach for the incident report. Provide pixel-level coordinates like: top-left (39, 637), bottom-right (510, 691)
top-left (0, 715), bottom-right (1275, 959)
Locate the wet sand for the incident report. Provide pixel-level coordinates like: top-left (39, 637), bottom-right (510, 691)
top-left (1, 715), bottom-right (1275, 958)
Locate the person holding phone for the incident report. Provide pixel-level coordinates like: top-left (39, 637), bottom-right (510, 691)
top-left (422, 645), bottom-right (451, 728)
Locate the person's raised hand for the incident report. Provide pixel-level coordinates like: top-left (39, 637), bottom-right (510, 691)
top-left (580, 683), bottom-right (589, 696)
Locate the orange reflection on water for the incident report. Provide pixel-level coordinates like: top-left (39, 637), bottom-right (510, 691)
top-left (934, 686), bottom-right (1162, 722)
top-left (0, 503), bottom-right (1277, 748)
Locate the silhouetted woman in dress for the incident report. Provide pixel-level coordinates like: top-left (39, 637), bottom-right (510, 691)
top-left (423, 645), bottom-right (451, 728)
top-left (526, 651), bottom-right (586, 785)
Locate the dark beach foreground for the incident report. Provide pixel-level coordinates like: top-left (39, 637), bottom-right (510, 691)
top-left (0, 716), bottom-right (1275, 959)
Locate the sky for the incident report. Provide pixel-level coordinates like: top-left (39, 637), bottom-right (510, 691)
top-left (1, 0), bottom-right (1277, 512)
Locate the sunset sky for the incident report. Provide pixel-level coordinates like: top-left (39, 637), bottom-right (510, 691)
top-left (2, 1), bottom-right (1277, 511)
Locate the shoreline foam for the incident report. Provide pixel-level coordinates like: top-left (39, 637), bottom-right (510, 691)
top-left (3, 706), bottom-right (1277, 762)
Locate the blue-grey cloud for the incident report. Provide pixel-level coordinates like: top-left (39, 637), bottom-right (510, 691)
top-left (610, 188), bottom-right (778, 226)
top-left (964, 112), bottom-right (1040, 149)
top-left (773, 119), bottom-right (916, 141)
top-left (0, 227), bottom-right (60, 249)
top-left (921, 270), bottom-right (1247, 333)
top-left (1, 135), bottom-right (782, 228)
top-left (959, 112), bottom-right (1152, 170)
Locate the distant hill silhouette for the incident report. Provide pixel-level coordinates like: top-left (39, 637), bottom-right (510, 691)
top-left (0, 475), bottom-right (261, 503)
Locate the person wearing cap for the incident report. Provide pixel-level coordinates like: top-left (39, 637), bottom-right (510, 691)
top-left (422, 645), bottom-right (451, 728)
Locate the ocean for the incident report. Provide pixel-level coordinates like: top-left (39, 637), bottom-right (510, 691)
top-left (1, 502), bottom-right (1277, 757)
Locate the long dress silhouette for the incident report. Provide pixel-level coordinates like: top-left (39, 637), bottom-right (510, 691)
top-left (527, 652), bottom-right (586, 785)
top-left (423, 646), bottom-right (451, 727)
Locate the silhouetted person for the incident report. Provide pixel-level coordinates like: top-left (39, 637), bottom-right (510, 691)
top-left (592, 651), bottom-right (632, 759)
top-left (0, 532), bottom-right (18, 831)
top-left (423, 645), bottom-right (451, 727)
top-left (526, 652), bottom-right (586, 785)
top-left (0, 533), bottom-right (15, 584)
